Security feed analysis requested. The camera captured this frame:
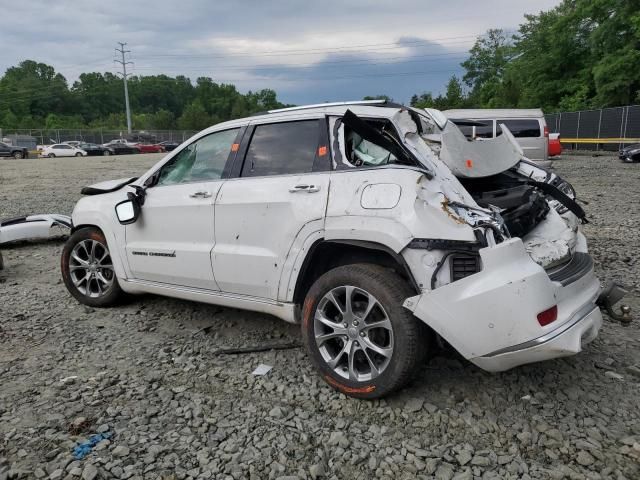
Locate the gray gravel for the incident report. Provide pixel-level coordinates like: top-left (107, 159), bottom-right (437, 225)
top-left (1, 152), bottom-right (639, 479)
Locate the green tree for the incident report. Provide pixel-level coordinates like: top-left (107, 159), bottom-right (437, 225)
top-left (444, 76), bottom-right (465, 108)
top-left (461, 29), bottom-right (514, 106)
top-left (178, 100), bottom-right (211, 130)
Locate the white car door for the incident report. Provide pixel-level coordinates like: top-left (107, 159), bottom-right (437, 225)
top-left (53, 144), bottom-right (72, 157)
top-left (124, 128), bottom-right (242, 289)
top-left (213, 118), bottom-right (331, 300)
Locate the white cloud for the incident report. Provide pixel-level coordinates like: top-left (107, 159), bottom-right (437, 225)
top-left (0, 0), bottom-right (562, 103)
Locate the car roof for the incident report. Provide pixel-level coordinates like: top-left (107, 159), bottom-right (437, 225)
top-left (443, 108), bottom-right (545, 119)
top-left (199, 101), bottom-right (406, 134)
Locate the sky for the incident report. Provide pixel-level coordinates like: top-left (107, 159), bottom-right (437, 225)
top-left (0, 0), bottom-right (562, 105)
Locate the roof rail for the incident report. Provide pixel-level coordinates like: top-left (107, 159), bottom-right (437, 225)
top-left (267, 100), bottom-right (387, 114)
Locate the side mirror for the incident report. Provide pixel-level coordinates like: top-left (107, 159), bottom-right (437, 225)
top-left (115, 197), bottom-right (140, 225)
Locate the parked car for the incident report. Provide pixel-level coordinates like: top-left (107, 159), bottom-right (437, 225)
top-left (40, 144), bottom-right (87, 158)
top-left (102, 140), bottom-right (141, 155)
top-left (619, 143), bottom-right (640, 163)
top-left (0, 141), bottom-right (28, 159)
top-left (548, 133), bottom-right (562, 157)
top-left (78, 143), bottom-right (115, 156)
top-left (62, 141), bottom-right (83, 148)
top-left (61, 100), bottom-right (623, 399)
top-left (158, 141), bottom-right (181, 152)
top-left (135, 143), bottom-right (165, 154)
top-left (444, 109), bottom-right (551, 167)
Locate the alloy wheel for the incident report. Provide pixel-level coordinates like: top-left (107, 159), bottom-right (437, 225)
top-left (69, 239), bottom-right (115, 298)
top-left (314, 285), bottom-right (394, 382)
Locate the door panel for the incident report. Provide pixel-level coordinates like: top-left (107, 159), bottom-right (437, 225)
top-left (213, 173), bottom-right (329, 299)
top-left (212, 118), bottom-right (330, 300)
top-left (123, 127), bottom-right (242, 289)
top-left (125, 182), bottom-right (220, 289)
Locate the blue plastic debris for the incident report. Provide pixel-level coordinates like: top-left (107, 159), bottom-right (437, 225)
top-left (73, 432), bottom-right (112, 460)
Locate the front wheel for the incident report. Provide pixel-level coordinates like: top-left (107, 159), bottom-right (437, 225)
top-left (48, 153), bottom-right (55, 158)
top-left (302, 264), bottom-right (428, 399)
top-left (103, 150), bottom-right (111, 156)
top-left (12, 151), bottom-right (24, 159)
top-left (61, 227), bottom-right (123, 307)
top-left (75, 152), bottom-right (82, 157)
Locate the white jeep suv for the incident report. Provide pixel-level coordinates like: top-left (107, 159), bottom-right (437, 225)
top-left (61, 101), bottom-right (612, 398)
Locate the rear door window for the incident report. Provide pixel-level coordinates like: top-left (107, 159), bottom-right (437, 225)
top-left (241, 120), bottom-right (320, 177)
top-left (496, 119), bottom-right (541, 138)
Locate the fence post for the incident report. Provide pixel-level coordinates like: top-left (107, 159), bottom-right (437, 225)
top-left (596, 109), bottom-right (603, 151)
top-left (576, 111), bottom-right (581, 151)
top-left (618, 106), bottom-right (626, 151)
top-left (622, 106), bottom-right (629, 149)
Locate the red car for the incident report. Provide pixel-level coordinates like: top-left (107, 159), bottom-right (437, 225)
top-left (548, 133), bottom-right (562, 157)
top-left (135, 143), bottom-right (165, 154)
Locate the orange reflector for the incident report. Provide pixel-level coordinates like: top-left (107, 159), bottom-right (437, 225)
top-left (231, 143), bottom-right (240, 152)
top-left (466, 159), bottom-right (473, 169)
top-left (318, 146), bottom-right (328, 156)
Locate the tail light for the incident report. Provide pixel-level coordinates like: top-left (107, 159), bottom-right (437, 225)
top-left (537, 305), bottom-right (558, 326)
top-left (543, 126), bottom-right (549, 138)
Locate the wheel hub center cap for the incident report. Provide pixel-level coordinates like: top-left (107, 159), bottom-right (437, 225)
top-left (347, 327), bottom-right (359, 339)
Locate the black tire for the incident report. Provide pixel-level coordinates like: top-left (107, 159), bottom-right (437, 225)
top-left (48, 153), bottom-right (55, 158)
top-left (302, 264), bottom-right (428, 399)
top-left (12, 151), bottom-right (23, 159)
top-left (75, 152), bottom-right (82, 157)
top-left (103, 150), bottom-right (110, 156)
top-left (61, 227), bottom-right (124, 308)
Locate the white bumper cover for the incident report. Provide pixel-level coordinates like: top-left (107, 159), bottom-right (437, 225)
top-left (404, 237), bottom-right (602, 372)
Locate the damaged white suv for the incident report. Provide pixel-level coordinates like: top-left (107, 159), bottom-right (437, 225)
top-left (61, 100), bottom-right (621, 399)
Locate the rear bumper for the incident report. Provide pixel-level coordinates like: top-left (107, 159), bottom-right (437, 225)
top-left (403, 237), bottom-right (601, 372)
top-left (472, 304), bottom-right (602, 372)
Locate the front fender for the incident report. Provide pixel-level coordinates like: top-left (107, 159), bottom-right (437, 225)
top-left (71, 194), bottom-right (130, 281)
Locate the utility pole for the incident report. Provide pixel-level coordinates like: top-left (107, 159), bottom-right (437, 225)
top-left (115, 42), bottom-right (133, 134)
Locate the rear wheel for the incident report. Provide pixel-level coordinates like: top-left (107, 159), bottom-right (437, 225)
top-left (61, 227), bottom-right (123, 307)
top-left (302, 264), bottom-right (428, 399)
top-left (103, 150), bottom-right (111, 156)
top-left (12, 151), bottom-right (23, 159)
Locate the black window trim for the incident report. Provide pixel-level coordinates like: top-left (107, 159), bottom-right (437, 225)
top-left (228, 118), bottom-right (329, 180)
top-left (147, 126), bottom-right (246, 188)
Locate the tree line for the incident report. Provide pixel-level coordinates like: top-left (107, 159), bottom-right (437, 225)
top-left (1, 0), bottom-right (637, 130)
top-left (0, 62), bottom-right (288, 131)
top-left (412, 0), bottom-right (640, 111)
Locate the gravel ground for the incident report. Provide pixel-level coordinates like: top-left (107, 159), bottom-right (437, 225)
top-left (0, 152), bottom-right (639, 480)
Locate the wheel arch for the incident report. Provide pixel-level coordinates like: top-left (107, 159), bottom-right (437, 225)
top-left (68, 216), bottom-right (129, 281)
top-left (292, 239), bottom-right (419, 311)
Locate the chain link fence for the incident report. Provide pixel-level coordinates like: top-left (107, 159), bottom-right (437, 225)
top-left (545, 105), bottom-right (640, 151)
top-left (0, 128), bottom-right (197, 148)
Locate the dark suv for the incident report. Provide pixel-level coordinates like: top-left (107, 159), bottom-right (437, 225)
top-left (0, 142), bottom-right (28, 159)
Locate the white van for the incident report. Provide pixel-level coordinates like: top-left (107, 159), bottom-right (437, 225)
top-left (443, 109), bottom-right (550, 166)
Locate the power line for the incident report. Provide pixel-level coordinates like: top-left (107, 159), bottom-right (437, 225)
top-left (115, 42), bottom-right (133, 134)
top-left (139, 34), bottom-right (480, 58)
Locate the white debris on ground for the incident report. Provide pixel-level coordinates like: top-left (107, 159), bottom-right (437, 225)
top-left (0, 152), bottom-right (639, 479)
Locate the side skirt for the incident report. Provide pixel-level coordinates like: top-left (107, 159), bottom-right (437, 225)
top-left (121, 278), bottom-right (297, 323)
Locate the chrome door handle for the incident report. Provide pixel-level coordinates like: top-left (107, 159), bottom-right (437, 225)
top-left (289, 184), bottom-right (321, 193)
top-left (189, 191), bottom-right (212, 198)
